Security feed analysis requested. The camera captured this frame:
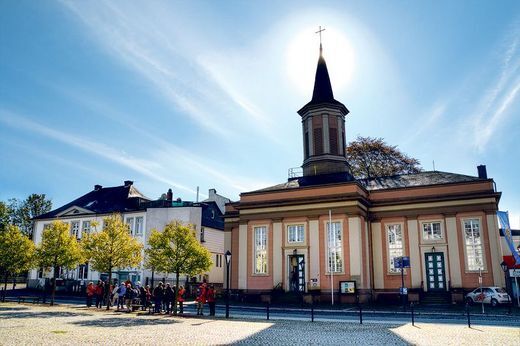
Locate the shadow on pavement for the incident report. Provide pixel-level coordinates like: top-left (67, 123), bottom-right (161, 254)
top-left (68, 316), bottom-right (178, 328)
top-left (0, 310), bottom-right (90, 319)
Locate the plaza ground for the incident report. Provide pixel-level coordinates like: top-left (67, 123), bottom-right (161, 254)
top-left (0, 303), bottom-right (518, 345)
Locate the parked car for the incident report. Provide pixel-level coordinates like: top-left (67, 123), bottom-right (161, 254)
top-left (465, 287), bottom-right (511, 307)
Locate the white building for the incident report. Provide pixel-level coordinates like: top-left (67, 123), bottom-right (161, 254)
top-left (29, 181), bottom-right (229, 288)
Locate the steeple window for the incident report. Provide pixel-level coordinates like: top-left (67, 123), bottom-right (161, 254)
top-left (328, 117), bottom-right (338, 155)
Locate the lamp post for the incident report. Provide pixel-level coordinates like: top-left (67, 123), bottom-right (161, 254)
top-left (500, 261), bottom-right (512, 313)
top-left (225, 250), bottom-right (232, 318)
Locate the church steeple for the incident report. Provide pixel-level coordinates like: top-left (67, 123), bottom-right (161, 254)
top-left (297, 41), bottom-right (352, 179)
top-left (310, 48), bottom-right (335, 104)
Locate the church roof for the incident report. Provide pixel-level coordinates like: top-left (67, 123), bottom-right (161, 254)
top-left (298, 47), bottom-right (348, 115)
top-left (245, 171), bottom-right (485, 194)
top-left (35, 183), bottom-right (151, 219)
top-left (358, 171), bottom-right (483, 191)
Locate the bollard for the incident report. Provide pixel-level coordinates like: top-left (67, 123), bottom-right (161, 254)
top-left (466, 303), bottom-right (471, 328)
top-left (359, 303), bottom-right (363, 324)
top-left (266, 301), bottom-right (270, 320)
top-left (411, 302), bottom-right (415, 326)
top-left (311, 302), bottom-right (314, 322)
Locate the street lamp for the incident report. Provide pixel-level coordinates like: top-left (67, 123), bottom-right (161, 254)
top-left (225, 250), bottom-right (232, 318)
top-left (500, 261), bottom-right (512, 313)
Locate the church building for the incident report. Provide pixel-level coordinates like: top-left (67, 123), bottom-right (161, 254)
top-left (224, 44), bottom-right (504, 304)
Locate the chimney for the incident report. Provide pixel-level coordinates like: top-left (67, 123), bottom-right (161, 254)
top-left (166, 188), bottom-right (173, 201)
top-left (477, 165), bottom-right (487, 179)
top-left (209, 188), bottom-right (216, 198)
top-left (124, 180), bottom-right (133, 187)
top-left (94, 184), bottom-right (102, 191)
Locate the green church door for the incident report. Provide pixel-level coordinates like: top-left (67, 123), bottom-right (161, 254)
top-left (425, 252), bottom-right (446, 291)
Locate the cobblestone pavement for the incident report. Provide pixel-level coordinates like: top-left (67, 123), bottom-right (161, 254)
top-left (0, 303), bottom-right (518, 345)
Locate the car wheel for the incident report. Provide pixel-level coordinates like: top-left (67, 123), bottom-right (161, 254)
top-left (466, 297), bottom-right (473, 305)
top-left (491, 298), bottom-right (498, 307)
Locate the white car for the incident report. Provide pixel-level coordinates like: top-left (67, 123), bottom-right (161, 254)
top-left (465, 287), bottom-right (511, 307)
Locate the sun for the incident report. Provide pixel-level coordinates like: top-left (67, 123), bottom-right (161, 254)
top-left (286, 27), bottom-right (355, 96)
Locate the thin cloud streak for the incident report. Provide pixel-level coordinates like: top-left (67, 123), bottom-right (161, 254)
top-left (0, 109), bottom-right (197, 196)
top-left (59, 0), bottom-right (273, 138)
top-left (473, 24), bottom-right (520, 151)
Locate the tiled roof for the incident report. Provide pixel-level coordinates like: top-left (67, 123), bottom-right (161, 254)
top-left (35, 184), bottom-right (150, 219)
top-left (358, 171), bottom-right (482, 191)
top-left (246, 171), bottom-right (484, 194)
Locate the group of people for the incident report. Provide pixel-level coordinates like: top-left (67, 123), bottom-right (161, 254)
top-left (86, 280), bottom-right (217, 316)
top-left (150, 282), bottom-right (186, 314)
top-left (195, 282), bottom-right (216, 316)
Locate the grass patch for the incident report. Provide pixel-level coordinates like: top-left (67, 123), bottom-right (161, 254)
top-left (51, 330), bottom-right (67, 334)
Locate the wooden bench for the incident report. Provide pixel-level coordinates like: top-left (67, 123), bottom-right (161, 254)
top-left (17, 296), bottom-right (41, 304)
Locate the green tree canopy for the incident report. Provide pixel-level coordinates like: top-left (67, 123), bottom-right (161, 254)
top-left (346, 136), bottom-right (422, 179)
top-left (146, 221), bottom-right (212, 314)
top-left (0, 202), bottom-right (9, 232)
top-left (0, 225), bottom-right (36, 289)
top-left (81, 214), bottom-right (143, 309)
top-left (36, 220), bottom-right (84, 305)
top-left (5, 194), bottom-right (52, 237)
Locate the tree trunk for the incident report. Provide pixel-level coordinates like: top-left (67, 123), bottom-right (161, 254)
top-left (173, 270), bottom-right (180, 315)
top-left (3, 272), bottom-right (8, 291)
top-left (106, 266), bottom-right (112, 310)
top-left (50, 266), bottom-right (57, 306)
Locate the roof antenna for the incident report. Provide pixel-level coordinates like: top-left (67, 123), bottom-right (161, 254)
top-left (433, 160), bottom-right (436, 172)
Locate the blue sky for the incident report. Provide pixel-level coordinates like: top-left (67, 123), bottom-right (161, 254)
top-left (1, 0), bottom-right (519, 227)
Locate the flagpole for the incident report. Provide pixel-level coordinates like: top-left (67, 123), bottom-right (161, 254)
top-left (329, 209), bottom-right (334, 306)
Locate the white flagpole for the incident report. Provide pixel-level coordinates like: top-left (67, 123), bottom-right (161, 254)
top-left (329, 209), bottom-right (334, 306)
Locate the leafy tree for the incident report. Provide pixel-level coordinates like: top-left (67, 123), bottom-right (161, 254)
top-left (0, 202), bottom-right (9, 232)
top-left (146, 221), bottom-right (212, 314)
top-left (5, 194), bottom-right (52, 237)
top-left (346, 136), bottom-right (422, 179)
top-left (81, 214), bottom-right (143, 310)
top-left (36, 220), bottom-right (83, 305)
top-left (0, 225), bottom-right (36, 291)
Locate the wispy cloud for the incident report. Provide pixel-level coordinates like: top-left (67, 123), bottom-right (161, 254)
top-left (0, 108), bottom-right (274, 198)
top-left (0, 109), bottom-right (197, 195)
top-left (58, 0), bottom-right (273, 138)
top-left (472, 23), bottom-right (520, 151)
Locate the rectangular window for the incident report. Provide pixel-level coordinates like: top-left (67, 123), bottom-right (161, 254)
top-left (82, 221), bottom-right (91, 236)
top-left (327, 221), bottom-right (343, 273)
top-left (464, 219), bottom-right (484, 271)
top-left (314, 128), bottom-right (323, 155)
top-left (135, 217), bottom-right (143, 235)
top-left (71, 221), bottom-right (80, 238)
top-left (126, 217), bottom-right (134, 235)
top-left (422, 222), bottom-right (442, 240)
top-left (287, 225), bottom-right (304, 243)
top-left (78, 263), bottom-right (88, 279)
top-left (200, 227), bottom-right (205, 243)
top-left (387, 224), bottom-right (403, 273)
top-left (254, 226), bottom-right (268, 274)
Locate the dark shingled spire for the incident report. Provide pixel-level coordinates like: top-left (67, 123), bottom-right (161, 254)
top-left (311, 45), bottom-right (335, 103)
top-left (297, 45), bottom-right (348, 115)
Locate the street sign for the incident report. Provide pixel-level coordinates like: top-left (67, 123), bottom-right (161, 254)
top-left (400, 287), bottom-right (408, 295)
top-left (509, 269), bottom-right (520, 278)
top-left (395, 256), bottom-right (410, 268)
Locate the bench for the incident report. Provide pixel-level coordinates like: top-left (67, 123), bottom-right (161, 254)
top-left (17, 296), bottom-right (41, 304)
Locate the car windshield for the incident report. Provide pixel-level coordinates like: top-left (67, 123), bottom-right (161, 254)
top-left (494, 288), bottom-right (507, 293)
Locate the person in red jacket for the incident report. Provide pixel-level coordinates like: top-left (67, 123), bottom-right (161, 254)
top-left (177, 285), bottom-right (186, 314)
top-left (196, 283), bottom-right (207, 316)
top-left (86, 282), bottom-right (95, 308)
top-left (206, 285), bottom-right (216, 316)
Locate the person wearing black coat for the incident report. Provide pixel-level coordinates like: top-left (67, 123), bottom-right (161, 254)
top-left (164, 283), bottom-right (174, 314)
top-left (153, 282), bottom-right (164, 313)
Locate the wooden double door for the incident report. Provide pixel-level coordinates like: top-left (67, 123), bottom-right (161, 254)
top-left (425, 252), bottom-right (446, 291)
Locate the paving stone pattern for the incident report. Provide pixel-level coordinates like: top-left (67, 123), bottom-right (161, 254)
top-left (0, 303), bottom-right (517, 345)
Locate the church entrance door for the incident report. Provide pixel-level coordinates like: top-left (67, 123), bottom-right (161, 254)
top-left (425, 252), bottom-right (446, 291)
top-left (288, 254), bottom-right (305, 293)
